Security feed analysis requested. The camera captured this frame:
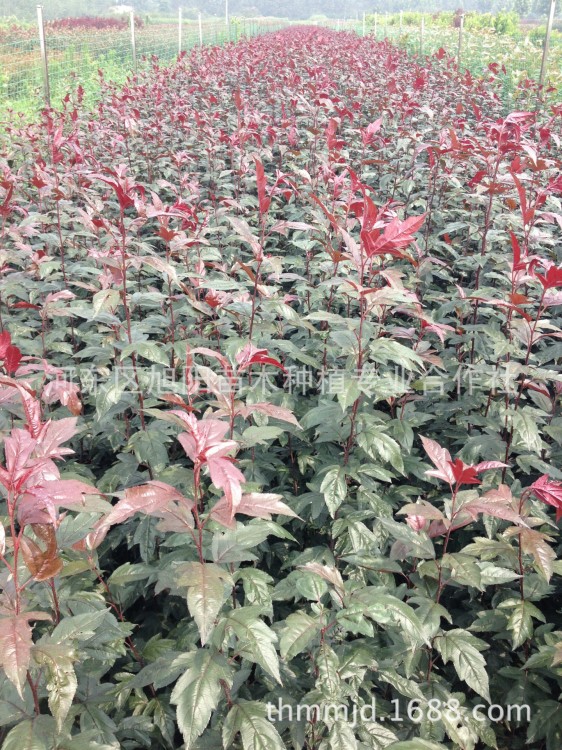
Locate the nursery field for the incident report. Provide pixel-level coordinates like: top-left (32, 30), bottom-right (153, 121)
top-left (1, 25), bottom-right (562, 750)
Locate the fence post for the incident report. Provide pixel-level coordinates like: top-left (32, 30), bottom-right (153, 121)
top-left (420, 14), bottom-right (424, 55)
top-left (198, 13), bottom-right (203, 46)
top-left (130, 11), bottom-right (137, 72)
top-left (36, 4), bottom-right (50, 108)
top-left (539, 0), bottom-right (556, 89)
top-left (457, 13), bottom-right (464, 69)
top-left (178, 8), bottom-right (182, 54)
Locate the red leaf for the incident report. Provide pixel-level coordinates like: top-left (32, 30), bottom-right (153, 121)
top-left (236, 343), bottom-right (286, 372)
top-left (245, 402), bottom-right (300, 427)
top-left (207, 456), bottom-right (244, 520)
top-left (10, 302), bottom-right (41, 310)
top-left (254, 157), bottom-right (271, 216)
top-left (537, 265), bottom-right (562, 291)
top-left (3, 345), bottom-right (21, 374)
top-left (420, 435), bottom-right (455, 485)
top-left (0, 331), bottom-right (11, 358)
top-left (85, 481), bottom-right (189, 551)
top-left (20, 528), bottom-right (63, 581)
top-left (211, 492), bottom-right (299, 528)
top-left (0, 616), bottom-right (32, 697)
top-left (104, 481), bottom-right (188, 527)
top-left (35, 418), bottom-right (77, 460)
top-left (42, 379), bottom-right (82, 415)
top-left (248, 353), bottom-right (286, 372)
top-left (473, 460), bottom-right (508, 473)
top-left (530, 475), bottom-right (562, 522)
top-left (450, 458), bottom-right (481, 486)
top-left (361, 118), bottom-right (382, 146)
top-left (365, 214), bottom-right (425, 258)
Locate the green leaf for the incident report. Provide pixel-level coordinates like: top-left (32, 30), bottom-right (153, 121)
top-left (32, 643), bottom-right (77, 731)
top-left (1, 720), bottom-right (47, 750)
top-left (92, 289), bottom-right (120, 317)
top-left (121, 341), bottom-right (170, 366)
top-left (223, 700), bottom-right (285, 750)
top-left (242, 426), bottom-right (285, 447)
top-left (336, 374), bottom-right (361, 412)
top-left (434, 629), bottom-right (490, 701)
top-left (236, 569), bottom-right (274, 614)
top-left (442, 553), bottom-right (483, 589)
top-left (502, 599), bottom-right (545, 649)
top-left (171, 648), bottom-right (233, 750)
top-left (126, 428), bottom-right (169, 473)
top-left (387, 741), bottom-right (449, 750)
top-left (369, 339), bottom-right (423, 370)
top-left (329, 720), bottom-right (358, 750)
top-left (316, 643), bottom-right (341, 699)
top-left (226, 607), bottom-right (281, 683)
top-left (358, 429), bottom-right (404, 472)
top-left (320, 466), bottom-right (347, 517)
top-left (511, 409), bottom-right (542, 454)
top-left (477, 562), bottom-right (520, 586)
top-left (348, 589), bottom-right (429, 646)
top-left (178, 562), bottom-right (231, 645)
top-left (279, 611), bottom-right (320, 661)
top-left (107, 562), bottom-right (152, 586)
top-left (377, 517), bottom-right (435, 559)
top-left (95, 380), bottom-right (126, 419)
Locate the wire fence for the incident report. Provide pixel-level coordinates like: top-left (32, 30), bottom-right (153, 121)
top-left (0, 15), bottom-right (289, 116)
top-left (0, 14), bottom-right (558, 118)
top-left (364, 18), bottom-right (560, 99)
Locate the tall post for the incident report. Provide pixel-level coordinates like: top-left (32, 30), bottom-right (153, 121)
top-left (362, 12), bottom-right (366, 37)
top-left (420, 14), bottom-right (424, 55)
top-left (457, 13), bottom-right (464, 69)
top-left (36, 4), bottom-right (50, 108)
top-left (198, 12), bottom-right (203, 46)
top-left (374, 13), bottom-right (377, 39)
top-left (130, 10), bottom-right (137, 73)
top-left (384, 13), bottom-right (387, 39)
top-left (539, 0), bottom-right (556, 89)
top-left (399, 10), bottom-right (403, 34)
top-left (178, 8), bottom-right (182, 54)
top-left (225, 0), bottom-right (229, 40)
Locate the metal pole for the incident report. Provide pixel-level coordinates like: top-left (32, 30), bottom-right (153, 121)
top-left (178, 8), bottom-right (182, 54)
top-left (457, 14), bottom-right (464, 69)
top-left (130, 10), bottom-right (137, 73)
top-left (36, 5), bottom-right (50, 108)
top-left (225, 0), bottom-right (229, 39)
top-left (420, 14), bottom-right (424, 55)
top-left (539, 0), bottom-right (556, 89)
top-left (198, 12), bottom-right (203, 46)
